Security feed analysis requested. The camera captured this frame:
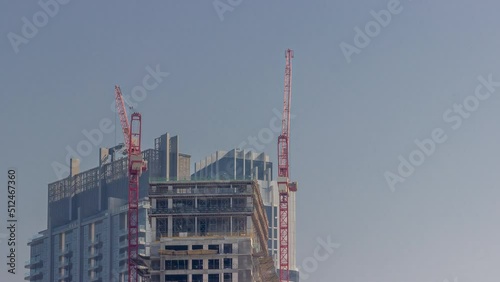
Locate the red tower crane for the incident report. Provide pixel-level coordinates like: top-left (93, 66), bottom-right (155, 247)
top-left (114, 86), bottom-right (147, 282)
top-left (278, 49), bottom-right (297, 282)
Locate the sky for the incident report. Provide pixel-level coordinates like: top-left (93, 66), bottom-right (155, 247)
top-left (1, 0), bottom-right (500, 281)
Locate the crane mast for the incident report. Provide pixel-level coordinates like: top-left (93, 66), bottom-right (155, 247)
top-left (278, 49), bottom-right (297, 282)
top-left (127, 113), bottom-right (144, 282)
top-left (114, 86), bottom-right (146, 282)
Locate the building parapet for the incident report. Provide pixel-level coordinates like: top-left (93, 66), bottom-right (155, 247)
top-left (150, 206), bottom-right (253, 215)
top-left (149, 184), bottom-right (252, 196)
top-left (48, 149), bottom-right (159, 203)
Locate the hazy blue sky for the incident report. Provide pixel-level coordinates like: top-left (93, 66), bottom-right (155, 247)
top-left (2, 0), bottom-right (500, 281)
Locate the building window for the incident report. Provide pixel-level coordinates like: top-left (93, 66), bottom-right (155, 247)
top-left (223, 244), bottom-right (232, 254)
top-left (165, 260), bottom-right (188, 270)
top-left (198, 217), bottom-right (231, 235)
top-left (224, 273), bottom-right (233, 282)
top-left (236, 159), bottom-right (244, 179)
top-left (265, 206), bottom-right (273, 226)
top-left (208, 244), bottom-right (220, 254)
top-left (165, 245), bottom-right (188, 251)
top-left (192, 245), bottom-right (203, 250)
top-left (173, 217), bottom-right (195, 236)
top-left (166, 275), bottom-right (188, 282)
top-left (157, 199), bottom-right (168, 209)
top-left (206, 198), bottom-right (230, 209)
top-left (232, 217), bottom-right (246, 233)
top-left (119, 213), bottom-right (126, 229)
top-left (198, 218), bottom-right (207, 235)
top-left (245, 159), bottom-right (252, 179)
top-left (208, 259), bottom-right (220, 269)
top-left (192, 259), bottom-right (203, 269)
top-left (223, 258), bottom-right (232, 269)
top-left (151, 260), bottom-right (160, 270)
top-left (232, 198), bottom-right (246, 208)
top-left (192, 274), bottom-right (203, 282)
top-left (173, 199), bottom-right (194, 209)
top-left (156, 218), bottom-right (167, 238)
top-left (208, 274), bottom-right (220, 282)
top-left (198, 199), bottom-right (207, 208)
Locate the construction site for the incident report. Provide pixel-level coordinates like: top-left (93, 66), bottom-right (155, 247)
top-left (25, 50), bottom-right (298, 282)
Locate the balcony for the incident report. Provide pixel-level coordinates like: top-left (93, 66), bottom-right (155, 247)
top-left (60, 259), bottom-right (72, 269)
top-left (60, 248), bottom-right (73, 257)
top-left (24, 257), bottom-right (42, 269)
top-left (119, 264), bottom-right (128, 273)
top-left (150, 206), bottom-right (253, 215)
top-left (88, 251), bottom-right (102, 259)
top-left (24, 269), bottom-right (42, 280)
top-left (139, 225), bottom-right (146, 232)
top-left (88, 263), bottom-right (102, 272)
top-left (119, 239), bottom-right (128, 249)
top-left (118, 252), bottom-right (127, 261)
top-left (90, 276), bottom-right (102, 282)
top-left (88, 239), bottom-right (102, 247)
top-left (58, 271), bottom-right (71, 281)
top-left (118, 228), bottom-right (128, 237)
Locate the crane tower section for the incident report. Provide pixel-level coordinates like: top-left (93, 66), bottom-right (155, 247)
top-left (278, 49), bottom-right (298, 282)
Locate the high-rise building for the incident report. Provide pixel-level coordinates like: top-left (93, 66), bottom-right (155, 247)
top-left (147, 179), bottom-right (278, 282)
top-left (192, 149), bottom-right (299, 282)
top-left (25, 133), bottom-right (189, 282)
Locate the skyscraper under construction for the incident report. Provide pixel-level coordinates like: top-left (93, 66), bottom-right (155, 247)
top-left (25, 136), bottom-right (293, 282)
